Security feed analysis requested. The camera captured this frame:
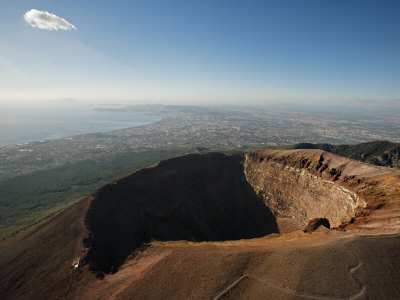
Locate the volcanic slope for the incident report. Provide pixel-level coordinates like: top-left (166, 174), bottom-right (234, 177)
top-left (0, 149), bottom-right (400, 299)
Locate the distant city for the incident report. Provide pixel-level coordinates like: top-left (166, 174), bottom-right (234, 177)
top-left (1, 104), bottom-right (399, 180)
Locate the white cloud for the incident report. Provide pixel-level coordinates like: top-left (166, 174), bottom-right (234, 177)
top-left (24, 9), bottom-right (76, 31)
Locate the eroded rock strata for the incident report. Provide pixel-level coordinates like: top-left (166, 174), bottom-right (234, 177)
top-left (245, 149), bottom-right (400, 231)
top-left (244, 150), bottom-right (364, 229)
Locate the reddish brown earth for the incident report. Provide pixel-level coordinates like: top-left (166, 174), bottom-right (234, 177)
top-left (0, 149), bottom-right (399, 299)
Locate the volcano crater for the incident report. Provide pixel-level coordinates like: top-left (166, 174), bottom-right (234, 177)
top-left (84, 151), bottom-right (365, 273)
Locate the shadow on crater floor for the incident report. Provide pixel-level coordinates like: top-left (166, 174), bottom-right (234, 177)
top-left (84, 153), bottom-right (279, 273)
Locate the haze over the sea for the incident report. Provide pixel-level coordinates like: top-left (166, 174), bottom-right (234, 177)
top-left (0, 101), bottom-right (160, 147)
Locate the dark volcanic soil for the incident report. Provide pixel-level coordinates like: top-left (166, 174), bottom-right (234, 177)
top-left (84, 153), bottom-right (279, 273)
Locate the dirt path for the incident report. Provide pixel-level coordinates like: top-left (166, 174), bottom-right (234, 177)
top-left (214, 272), bottom-right (346, 300)
top-left (340, 236), bottom-right (369, 300)
top-left (213, 276), bottom-right (247, 300)
top-left (347, 256), bottom-right (366, 300)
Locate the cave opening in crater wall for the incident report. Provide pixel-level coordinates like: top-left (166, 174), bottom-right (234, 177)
top-left (84, 152), bottom-right (361, 274)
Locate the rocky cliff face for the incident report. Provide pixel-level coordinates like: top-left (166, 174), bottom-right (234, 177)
top-left (245, 149), bottom-right (400, 231)
top-left (244, 150), bottom-right (364, 228)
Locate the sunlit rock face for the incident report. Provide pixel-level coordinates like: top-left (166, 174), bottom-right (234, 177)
top-left (244, 150), bottom-right (365, 229)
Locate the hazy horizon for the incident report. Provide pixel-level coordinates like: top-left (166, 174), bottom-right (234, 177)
top-left (0, 101), bottom-right (162, 147)
top-left (1, 100), bottom-right (399, 149)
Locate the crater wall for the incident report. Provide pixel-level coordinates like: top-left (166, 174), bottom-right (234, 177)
top-left (244, 150), bottom-right (365, 228)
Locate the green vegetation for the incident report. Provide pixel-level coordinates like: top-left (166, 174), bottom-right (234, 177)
top-left (0, 148), bottom-right (198, 240)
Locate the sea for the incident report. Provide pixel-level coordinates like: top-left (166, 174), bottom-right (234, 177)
top-left (0, 101), bottom-right (161, 148)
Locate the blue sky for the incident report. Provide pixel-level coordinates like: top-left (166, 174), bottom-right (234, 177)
top-left (0, 0), bottom-right (399, 105)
